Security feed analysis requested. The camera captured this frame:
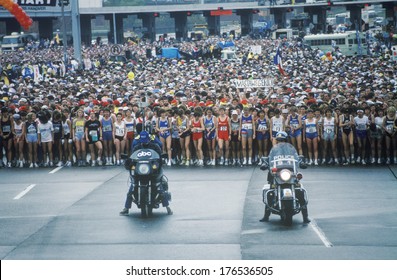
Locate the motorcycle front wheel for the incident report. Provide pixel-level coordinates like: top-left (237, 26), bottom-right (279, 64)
top-left (141, 204), bottom-right (153, 218)
top-left (283, 211), bottom-right (293, 226)
top-left (140, 188), bottom-right (153, 218)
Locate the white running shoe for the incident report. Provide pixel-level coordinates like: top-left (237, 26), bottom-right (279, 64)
top-left (242, 158), bottom-right (247, 165)
top-left (29, 163), bottom-right (34, 168)
top-left (19, 161), bottom-right (24, 168)
top-left (314, 159), bottom-right (318, 166)
top-left (57, 161), bottom-right (63, 167)
top-left (91, 160), bottom-right (96, 167)
top-left (248, 158), bottom-right (252, 165)
top-left (167, 160), bottom-right (171, 166)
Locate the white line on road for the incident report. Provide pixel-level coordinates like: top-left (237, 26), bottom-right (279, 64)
top-left (49, 166), bottom-right (63, 174)
top-left (13, 184), bottom-right (36, 200)
top-left (310, 219), bottom-right (333, 248)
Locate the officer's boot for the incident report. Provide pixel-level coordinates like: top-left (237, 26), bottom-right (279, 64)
top-left (302, 208), bottom-right (311, 223)
top-left (259, 208), bottom-right (271, 222)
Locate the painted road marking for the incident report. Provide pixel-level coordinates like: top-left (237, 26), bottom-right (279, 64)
top-left (13, 184), bottom-right (36, 200)
top-left (49, 166), bottom-right (63, 174)
top-left (310, 219), bottom-right (333, 248)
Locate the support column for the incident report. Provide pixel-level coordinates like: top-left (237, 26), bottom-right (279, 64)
top-left (304, 6), bottom-right (327, 34)
top-left (115, 14), bottom-right (125, 44)
top-left (171, 12), bottom-right (188, 41)
top-left (271, 8), bottom-right (286, 29)
top-left (347, 5), bottom-right (363, 31)
top-left (105, 14), bottom-right (115, 44)
top-left (239, 10), bottom-right (253, 36)
top-left (38, 18), bottom-right (53, 40)
top-left (383, 2), bottom-right (396, 30)
top-left (138, 13), bottom-right (156, 42)
top-left (205, 13), bottom-right (220, 36)
top-left (80, 14), bottom-right (92, 46)
top-left (5, 18), bottom-right (20, 34)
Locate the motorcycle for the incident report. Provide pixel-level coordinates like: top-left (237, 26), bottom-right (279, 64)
top-left (124, 148), bottom-right (172, 218)
top-left (260, 142), bottom-right (308, 226)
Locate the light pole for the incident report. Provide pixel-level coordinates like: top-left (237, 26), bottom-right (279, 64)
top-left (72, 0), bottom-right (82, 64)
top-left (60, 0), bottom-right (68, 65)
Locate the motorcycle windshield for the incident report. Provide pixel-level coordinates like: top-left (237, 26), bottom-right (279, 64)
top-left (268, 142), bottom-right (299, 169)
top-left (131, 148), bottom-right (161, 161)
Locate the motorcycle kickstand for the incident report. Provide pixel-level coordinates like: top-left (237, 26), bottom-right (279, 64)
top-left (166, 206), bottom-right (173, 215)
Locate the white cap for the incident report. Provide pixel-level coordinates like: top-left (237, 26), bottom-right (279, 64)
top-left (231, 110), bottom-right (238, 115)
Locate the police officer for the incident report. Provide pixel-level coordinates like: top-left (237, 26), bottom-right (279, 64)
top-left (259, 131), bottom-right (311, 223)
top-left (120, 130), bottom-right (171, 215)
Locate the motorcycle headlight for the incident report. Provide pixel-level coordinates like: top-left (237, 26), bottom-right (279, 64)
top-left (279, 169), bottom-right (292, 182)
top-left (137, 163), bottom-right (150, 175)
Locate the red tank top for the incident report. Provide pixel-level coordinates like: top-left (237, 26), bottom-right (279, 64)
top-left (217, 116), bottom-right (229, 136)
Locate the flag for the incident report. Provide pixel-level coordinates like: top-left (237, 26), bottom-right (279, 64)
top-left (55, 33), bottom-right (60, 45)
top-left (274, 47), bottom-right (287, 76)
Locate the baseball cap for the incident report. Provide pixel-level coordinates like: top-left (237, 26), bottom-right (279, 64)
top-left (231, 110), bottom-right (238, 115)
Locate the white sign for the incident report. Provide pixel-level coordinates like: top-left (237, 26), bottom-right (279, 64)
top-left (250, 45), bottom-right (262, 55)
top-left (232, 79), bottom-right (274, 88)
top-left (110, 44), bottom-right (123, 56)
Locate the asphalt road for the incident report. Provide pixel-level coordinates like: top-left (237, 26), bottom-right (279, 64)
top-left (0, 163), bottom-right (396, 260)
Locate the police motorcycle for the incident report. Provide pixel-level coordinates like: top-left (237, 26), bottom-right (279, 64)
top-left (260, 133), bottom-right (309, 226)
top-left (122, 130), bottom-right (172, 218)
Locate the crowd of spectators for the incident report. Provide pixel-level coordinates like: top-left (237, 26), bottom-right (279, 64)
top-left (0, 34), bottom-right (396, 168)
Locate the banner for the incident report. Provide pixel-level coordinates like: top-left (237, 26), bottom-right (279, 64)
top-left (16, 0), bottom-right (57, 6)
top-left (250, 45), bottom-right (262, 55)
top-left (232, 79), bottom-right (273, 88)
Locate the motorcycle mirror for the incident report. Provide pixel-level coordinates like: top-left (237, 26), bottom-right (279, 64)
top-left (161, 153), bottom-right (168, 159)
top-left (260, 162), bottom-right (269, 171)
top-left (124, 158), bottom-right (132, 170)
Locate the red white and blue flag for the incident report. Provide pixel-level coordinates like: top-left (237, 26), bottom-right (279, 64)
top-left (274, 47), bottom-right (287, 76)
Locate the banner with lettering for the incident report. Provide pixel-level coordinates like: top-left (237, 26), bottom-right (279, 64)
top-left (17, 0), bottom-right (57, 6)
top-left (232, 79), bottom-right (274, 88)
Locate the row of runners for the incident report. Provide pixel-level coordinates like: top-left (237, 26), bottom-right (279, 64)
top-left (1, 102), bottom-right (397, 168)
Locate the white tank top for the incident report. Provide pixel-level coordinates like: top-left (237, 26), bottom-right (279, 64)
top-left (354, 116), bottom-right (368, 131)
top-left (114, 121), bottom-right (125, 137)
top-left (14, 121), bottom-right (23, 136)
top-left (323, 117), bottom-right (335, 133)
top-left (272, 116), bottom-right (283, 132)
